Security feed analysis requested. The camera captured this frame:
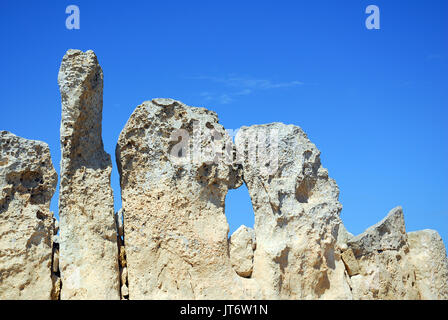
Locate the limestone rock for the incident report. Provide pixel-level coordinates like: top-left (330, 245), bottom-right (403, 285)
top-left (336, 224), bottom-right (353, 251)
top-left (229, 225), bottom-right (256, 278)
top-left (235, 123), bottom-right (352, 299)
top-left (58, 49), bottom-right (120, 300)
top-left (347, 206), bottom-right (408, 258)
top-left (3, 45), bottom-right (448, 300)
top-left (116, 98), bottom-right (261, 299)
top-left (347, 207), bottom-right (419, 299)
top-left (341, 249), bottom-right (360, 276)
top-left (408, 229), bottom-right (448, 299)
top-left (0, 131), bottom-right (57, 299)
top-left (115, 208), bottom-right (124, 237)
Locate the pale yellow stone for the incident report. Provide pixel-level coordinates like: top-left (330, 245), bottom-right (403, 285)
top-left (0, 131), bottom-right (57, 300)
top-left (58, 49), bottom-right (120, 300)
top-left (229, 226), bottom-right (256, 278)
top-left (116, 98), bottom-right (262, 299)
top-left (408, 230), bottom-right (448, 300)
top-left (341, 249), bottom-right (360, 276)
top-left (235, 123), bottom-right (352, 300)
top-left (347, 207), bottom-right (419, 300)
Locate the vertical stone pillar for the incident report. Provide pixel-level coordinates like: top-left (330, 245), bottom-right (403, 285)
top-left (58, 49), bottom-right (120, 299)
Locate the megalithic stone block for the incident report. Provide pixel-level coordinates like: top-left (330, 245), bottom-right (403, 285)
top-left (235, 123), bottom-right (352, 299)
top-left (0, 131), bottom-right (57, 299)
top-left (346, 207), bottom-right (420, 299)
top-left (58, 49), bottom-right (120, 300)
top-left (116, 98), bottom-right (262, 299)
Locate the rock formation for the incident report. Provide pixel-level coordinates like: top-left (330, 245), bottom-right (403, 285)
top-left (0, 131), bottom-right (57, 299)
top-left (344, 207), bottom-right (419, 299)
top-left (116, 98), bottom-right (262, 299)
top-left (1, 49), bottom-right (448, 300)
top-left (57, 49), bottom-right (120, 299)
top-left (235, 123), bottom-right (352, 299)
top-left (229, 225), bottom-right (256, 278)
top-left (408, 230), bottom-right (448, 299)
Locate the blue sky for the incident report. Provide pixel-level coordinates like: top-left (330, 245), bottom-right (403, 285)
top-left (1, 0), bottom-right (447, 245)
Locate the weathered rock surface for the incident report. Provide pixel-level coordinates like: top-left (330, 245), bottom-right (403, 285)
top-left (229, 225), bottom-right (256, 278)
top-left (116, 98), bottom-right (262, 299)
top-left (58, 49), bottom-right (120, 300)
top-left (3, 46), bottom-right (448, 300)
top-left (346, 207), bottom-right (419, 299)
top-left (235, 123), bottom-right (352, 299)
top-left (347, 207), bottom-right (408, 257)
top-left (341, 249), bottom-right (360, 276)
top-left (0, 131), bottom-right (57, 299)
top-left (408, 229), bottom-right (448, 299)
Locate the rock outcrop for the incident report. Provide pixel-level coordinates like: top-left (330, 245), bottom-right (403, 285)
top-left (57, 49), bottom-right (120, 300)
top-left (0, 131), bottom-right (57, 299)
top-left (229, 225), bottom-right (256, 278)
top-left (116, 98), bottom-right (261, 299)
top-left (2, 49), bottom-right (448, 300)
top-left (235, 123), bottom-right (352, 299)
top-left (345, 207), bottom-right (419, 299)
top-left (408, 230), bottom-right (448, 299)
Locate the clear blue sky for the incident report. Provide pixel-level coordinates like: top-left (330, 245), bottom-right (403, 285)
top-left (1, 0), bottom-right (447, 245)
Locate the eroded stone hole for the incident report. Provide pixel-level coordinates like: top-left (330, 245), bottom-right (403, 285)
top-left (225, 184), bottom-right (255, 237)
top-left (225, 184), bottom-right (256, 278)
top-left (20, 171), bottom-right (43, 189)
top-left (36, 210), bottom-right (46, 220)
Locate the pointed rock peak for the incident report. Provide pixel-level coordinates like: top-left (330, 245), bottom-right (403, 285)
top-left (336, 223), bottom-right (354, 251)
top-left (231, 225), bottom-right (255, 237)
top-left (58, 49), bottom-right (101, 86)
top-left (348, 206), bottom-right (407, 258)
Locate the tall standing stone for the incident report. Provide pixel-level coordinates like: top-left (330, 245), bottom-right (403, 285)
top-left (0, 131), bottom-right (57, 299)
top-left (235, 123), bottom-right (352, 299)
top-left (58, 49), bottom-right (120, 299)
top-left (116, 98), bottom-right (262, 299)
